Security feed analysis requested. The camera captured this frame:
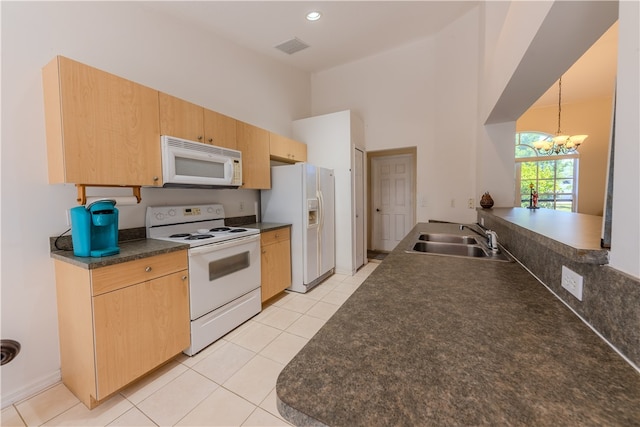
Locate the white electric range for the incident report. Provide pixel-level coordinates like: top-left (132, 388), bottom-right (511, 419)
top-left (146, 204), bottom-right (261, 355)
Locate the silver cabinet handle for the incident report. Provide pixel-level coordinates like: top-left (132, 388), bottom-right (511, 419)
top-left (153, 176), bottom-right (159, 181)
top-left (145, 266), bottom-right (152, 272)
top-left (197, 135), bottom-right (203, 140)
top-left (181, 275), bottom-right (188, 281)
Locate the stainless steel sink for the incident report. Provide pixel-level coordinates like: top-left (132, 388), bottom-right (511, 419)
top-left (418, 233), bottom-right (478, 245)
top-left (406, 240), bottom-right (512, 262)
top-left (411, 241), bottom-right (487, 257)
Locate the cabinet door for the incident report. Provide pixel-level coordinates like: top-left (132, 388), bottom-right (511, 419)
top-left (236, 121), bottom-right (270, 189)
top-left (203, 109), bottom-right (237, 149)
top-left (261, 229), bottom-right (292, 302)
top-left (269, 133), bottom-right (307, 163)
top-left (158, 92), bottom-right (205, 143)
top-left (93, 271), bottom-right (190, 399)
top-left (43, 56), bottom-right (162, 186)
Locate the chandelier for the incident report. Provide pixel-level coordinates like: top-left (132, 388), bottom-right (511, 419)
top-left (534, 76), bottom-right (588, 155)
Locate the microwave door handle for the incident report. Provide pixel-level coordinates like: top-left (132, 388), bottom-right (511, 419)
top-left (225, 161), bottom-right (233, 184)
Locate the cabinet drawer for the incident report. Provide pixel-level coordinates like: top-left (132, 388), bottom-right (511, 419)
top-left (91, 250), bottom-right (188, 296)
top-left (260, 227), bottom-right (290, 246)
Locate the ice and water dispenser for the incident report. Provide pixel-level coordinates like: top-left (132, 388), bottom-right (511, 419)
top-left (307, 199), bottom-right (319, 227)
top-left (70, 199), bottom-right (120, 257)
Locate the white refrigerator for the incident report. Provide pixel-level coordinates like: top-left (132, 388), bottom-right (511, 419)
top-left (261, 163), bottom-right (335, 293)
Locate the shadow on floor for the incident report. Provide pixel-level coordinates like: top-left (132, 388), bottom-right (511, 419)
top-left (367, 250), bottom-right (389, 261)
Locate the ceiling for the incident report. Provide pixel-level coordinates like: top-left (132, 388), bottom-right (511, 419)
top-left (532, 21), bottom-right (618, 108)
top-left (141, 1), bottom-right (617, 108)
top-left (141, 1), bottom-right (479, 73)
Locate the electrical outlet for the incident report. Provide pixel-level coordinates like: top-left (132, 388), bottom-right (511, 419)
top-left (561, 266), bottom-right (583, 301)
top-left (65, 209), bottom-right (71, 226)
top-left (468, 198), bottom-right (474, 209)
top-left (239, 201), bottom-right (245, 212)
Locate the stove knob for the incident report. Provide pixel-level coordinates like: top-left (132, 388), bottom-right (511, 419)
top-left (207, 207), bottom-right (214, 213)
top-left (155, 213), bottom-right (165, 220)
top-left (216, 208), bottom-right (222, 215)
top-left (168, 209), bottom-right (176, 217)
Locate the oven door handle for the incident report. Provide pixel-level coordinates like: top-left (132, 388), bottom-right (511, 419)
top-left (188, 234), bottom-right (260, 255)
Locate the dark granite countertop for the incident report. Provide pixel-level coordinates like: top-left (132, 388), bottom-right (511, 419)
top-left (48, 222), bottom-right (289, 269)
top-left (50, 239), bottom-right (189, 269)
top-left (242, 222), bottom-right (291, 232)
top-left (477, 207), bottom-right (608, 264)
top-left (276, 222), bottom-right (640, 426)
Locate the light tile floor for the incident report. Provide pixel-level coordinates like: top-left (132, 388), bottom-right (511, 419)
top-left (2, 262), bottom-right (379, 427)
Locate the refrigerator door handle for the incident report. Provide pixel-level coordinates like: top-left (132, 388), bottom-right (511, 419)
top-left (317, 190), bottom-right (324, 230)
top-left (317, 189), bottom-right (324, 273)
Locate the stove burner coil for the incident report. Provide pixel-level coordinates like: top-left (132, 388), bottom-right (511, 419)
top-left (229, 229), bottom-right (247, 233)
top-left (209, 227), bottom-right (231, 232)
top-left (170, 233), bottom-right (192, 238)
top-left (186, 234), bottom-right (214, 240)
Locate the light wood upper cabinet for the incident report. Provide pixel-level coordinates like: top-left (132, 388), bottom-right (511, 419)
top-left (260, 227), bottom-right (292, 302)
top-left (42, 56), bottom-right (162, 186)
top-left (269, 133), bottom-right (307, 163)
top-left (54, 250), bottom-right (189, 409)
top-left (159, 93), bottom-right (237, 149)
top-left (158, 93), bottom-right (204, 142)
top-left (236, 121), bottom-right (271, 189)
top-left (203, 109), bottom-right (237, 149)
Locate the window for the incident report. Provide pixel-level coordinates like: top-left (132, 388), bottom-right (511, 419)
top-left (515, 132), bottom-right (579, 212)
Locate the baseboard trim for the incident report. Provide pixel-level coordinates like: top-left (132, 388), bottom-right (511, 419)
top-left (1, 370), bottom-right (62, 409)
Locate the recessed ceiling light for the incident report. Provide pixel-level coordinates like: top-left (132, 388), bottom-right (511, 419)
top-left (306, 11), bottom-right (322, 21)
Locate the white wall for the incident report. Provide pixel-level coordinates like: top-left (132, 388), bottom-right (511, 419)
top-left (0, 1), bottom-right (310, 405)
top-left (609, 0), bottom-right (640, 278)
top-left (310, 7), bottom-right (481, 225)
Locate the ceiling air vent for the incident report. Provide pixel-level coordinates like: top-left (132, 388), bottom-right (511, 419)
top-left (274, 37), bottom-right (310, 55)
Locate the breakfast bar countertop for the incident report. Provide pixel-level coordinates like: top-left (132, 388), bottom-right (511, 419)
top-left (276, 222), bottom-right (640, 426)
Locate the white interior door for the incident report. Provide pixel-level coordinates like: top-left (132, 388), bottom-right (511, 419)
top-left (371, 154), bottom-right (414, 251)
top-left (354, 148), bottom-right (365, 269)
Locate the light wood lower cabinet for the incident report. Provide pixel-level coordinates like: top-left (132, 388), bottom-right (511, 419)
top-left (54, 251), bottom-right (190, 409)
top-left (261, 227), bottom-right (292, 302)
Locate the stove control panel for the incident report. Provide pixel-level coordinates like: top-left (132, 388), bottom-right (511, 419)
top-left (184, 207), bottom-right (201, 216)
top-left (146, 204), bottom-right (226, 227)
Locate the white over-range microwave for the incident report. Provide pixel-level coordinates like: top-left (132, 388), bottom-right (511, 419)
top-left (161, 135), bottom-right (242, 188)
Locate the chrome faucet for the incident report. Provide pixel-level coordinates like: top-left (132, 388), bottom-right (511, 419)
top-left (485, 230), bottom-right (499, 252)
top-left (459, 224), bottom-right (499, 252)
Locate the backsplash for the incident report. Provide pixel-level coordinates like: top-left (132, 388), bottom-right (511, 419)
top-left (478, 210), bottom-right (640, 369)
